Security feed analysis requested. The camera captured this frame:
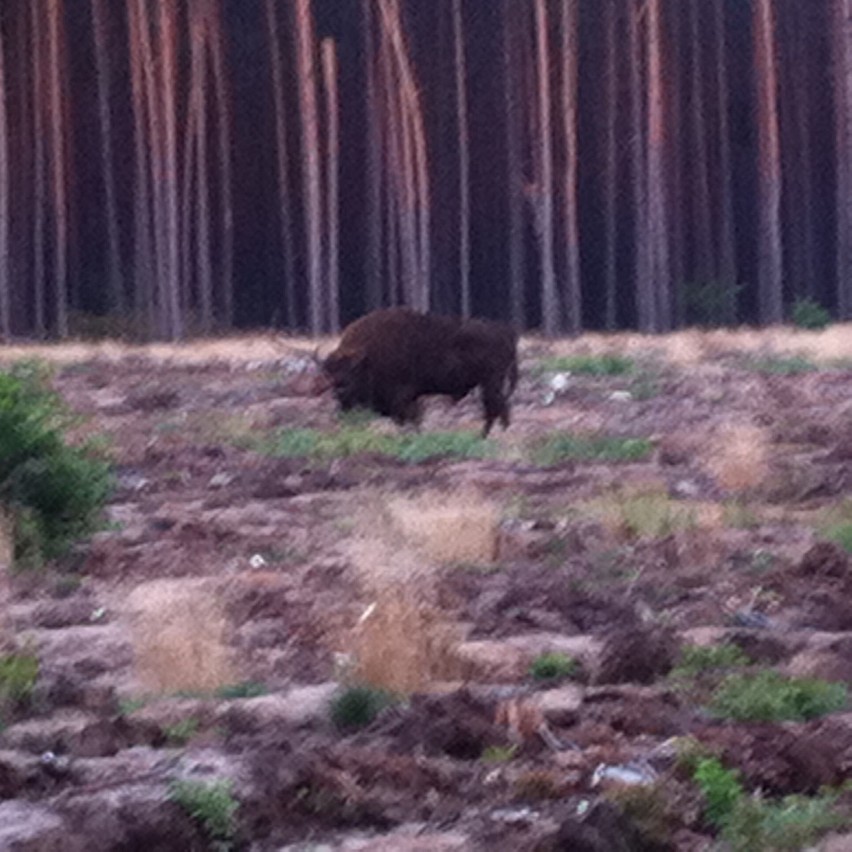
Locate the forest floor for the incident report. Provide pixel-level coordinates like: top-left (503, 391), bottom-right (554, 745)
top-left (1, 325), bottom-right (852, 850)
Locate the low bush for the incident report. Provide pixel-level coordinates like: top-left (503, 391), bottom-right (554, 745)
top-left (0, 363), bottom-right (111, 568)
top-left (531, 432), bottom-right (653, 466)
top-left (169, 778), bottom-right (238, 850)
top-left (529, 652), bottom-right (577, 682)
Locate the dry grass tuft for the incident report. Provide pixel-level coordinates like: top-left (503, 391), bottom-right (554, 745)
top-left (349, 586), bottom-right (463, 694)
top-left (386, 490), bottom-right (501, 566)
top-left (125, 579), bottom-right (233, 694)
top-left (705, 421), bottom-right (771, 494)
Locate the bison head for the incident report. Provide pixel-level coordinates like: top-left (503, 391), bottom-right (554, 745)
top-left (320, 348), bottom-right (370, 411)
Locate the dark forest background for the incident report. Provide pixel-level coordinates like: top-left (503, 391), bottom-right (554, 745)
top-left (0, 0), bottom-right (850, 341)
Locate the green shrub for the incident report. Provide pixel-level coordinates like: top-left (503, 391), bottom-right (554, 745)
top-left (710, 670), bottom-right (847, 722)
top-left (531, 432), bottom-right (653, 466)
top-left (0, 364), bottom-right (111, 567)
top-left (169, 778), bottom-right (238, 850)
top-left (791, 298), bottom-right (831, 331)
top-left (671, 643), bottom-right (751, 679)
top-left (330, 685), bottom-right (395, 732)
top-left (481, 744), bottom-right (518, 764)
top-left (394, 431), bottom-right (494, 462)
top-left (535, 354), bottom-right (634, 377)
top-left (693, 756), bottom-right (847, 850)
top-left (529, 652), bottom-right (577, 681)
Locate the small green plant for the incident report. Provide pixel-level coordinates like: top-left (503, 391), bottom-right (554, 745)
top-left (745, 355), bottom-right (818, 375)
top-left (709, 670), bottom-right (847, 722)
top-left (531, 432), bottom-right (653, 466)
top-left (215, 681), bottom-right (267, 700)
top-left (0, 364), bottom-right (112, 568)
top-left (535, 354), bottom-right (634, 377)
top-left (671, 643), bottom-right (751, 680)
top-left (529, 652), bottom-right (577, 681)
top-left (791, 298), bottom-right (832, 331)
top-left (481, 744), bottom-right (518, 764)
top-left (394, 431), bottom-right (495, 463)
top-left (169, 778), bottom-right (238, 850)
top-left (164, 717), bottom-right (200, 746)
top-left (0, 652), bottom-right (39, 711)
top-left (693, 756), bottom-right (745, 826)
top-left (330, 684), bottom-right (396, 732)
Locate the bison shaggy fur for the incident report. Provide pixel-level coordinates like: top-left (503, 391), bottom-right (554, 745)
top-left (320, 307), bottom-right (519, 437)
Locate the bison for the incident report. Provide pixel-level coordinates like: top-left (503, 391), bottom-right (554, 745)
top-left (319, 307), bottom-right (519, 437)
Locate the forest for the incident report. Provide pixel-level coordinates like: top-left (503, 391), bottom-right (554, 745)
top-left (0, 0), bottom-right (849, 340)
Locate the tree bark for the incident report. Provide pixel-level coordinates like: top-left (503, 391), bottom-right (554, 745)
top-left (689, 0), bottom-right (712, 282)
top-left (753, 0), bottom-right (784, 324)
top-left (363, 0), bottom-right (384, 311)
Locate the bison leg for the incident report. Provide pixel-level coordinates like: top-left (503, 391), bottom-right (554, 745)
top-left (480, 379), bottom-right (510, 438)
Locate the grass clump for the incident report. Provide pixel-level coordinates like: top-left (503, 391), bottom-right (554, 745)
top-left (693, 756), bottom-right (846, 851)
top-left (215, 681), bottom-right (267, 700)
top-left (0, 651), bottom-right (39, 719)
top-left (531, 432), bottom-right (653, 466)
top-left (481, 744), bottom-right (518, 764)
top-left (264, 426), bottom-right (494, 464)
top-left (791, 298), bottom-right (832, 331)
top-left (671, 643), bottom-right (751, 680)
top-left (535, 354), bottom-right (634, 377)
top-left (163, 717), bottom-right (200, 746)
top-left (709, 670), bottom-right (847, 722)
top-left (744, 355), bottom-right (818, 375)
top-left (0, 362), bottom-right (111, 568)
top-left (169, 778), bottom-right (238, 850)
top-left (330, 684), bottom-right (396, 732)
top-left (529, 652), bottom-right (577, 682)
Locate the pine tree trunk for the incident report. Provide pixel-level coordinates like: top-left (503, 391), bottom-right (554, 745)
top-left (503, 0), bottom-right (525, 329)
top-left (602, 0), bottom-right (618, 330)
top-left (533, 0), bottom-right (558, 334)
top-left (689, 0), bottom-right (712, 282)
top-left (714, 0), bottom-right (737, 317)
top-left (322, 38), bottom-right (340, 333)
top-left (753, 0), bottom-right (784, 324)
top-left (835, 0), bottom-right (852, 318)
top-left (265, 0), bottom-right (297, 327)
top-left (561, 0), bottom-right (581, 333)
top-left (128, 0), bottom-right (155, 336)
top-left (0, 28), bottom-right (10, 337)
top-left (363, 0), bottom-right (384, 311)
top-left (46, 0), bottom-right (68, 337)
top-left (294, 0), bottom-right (324, 334)
top-left (91, 0), bottom-right (125, 315)
top-left (453, 0), bottom-right (471, 318)
top-left (205, 0), bottom-right (234, 327)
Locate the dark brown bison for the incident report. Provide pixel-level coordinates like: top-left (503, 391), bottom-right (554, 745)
top-left (319, 307), bottom-right (519, 437)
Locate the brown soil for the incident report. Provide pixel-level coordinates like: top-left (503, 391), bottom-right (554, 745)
top-left (1, 338), bottom-right (851, 849)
